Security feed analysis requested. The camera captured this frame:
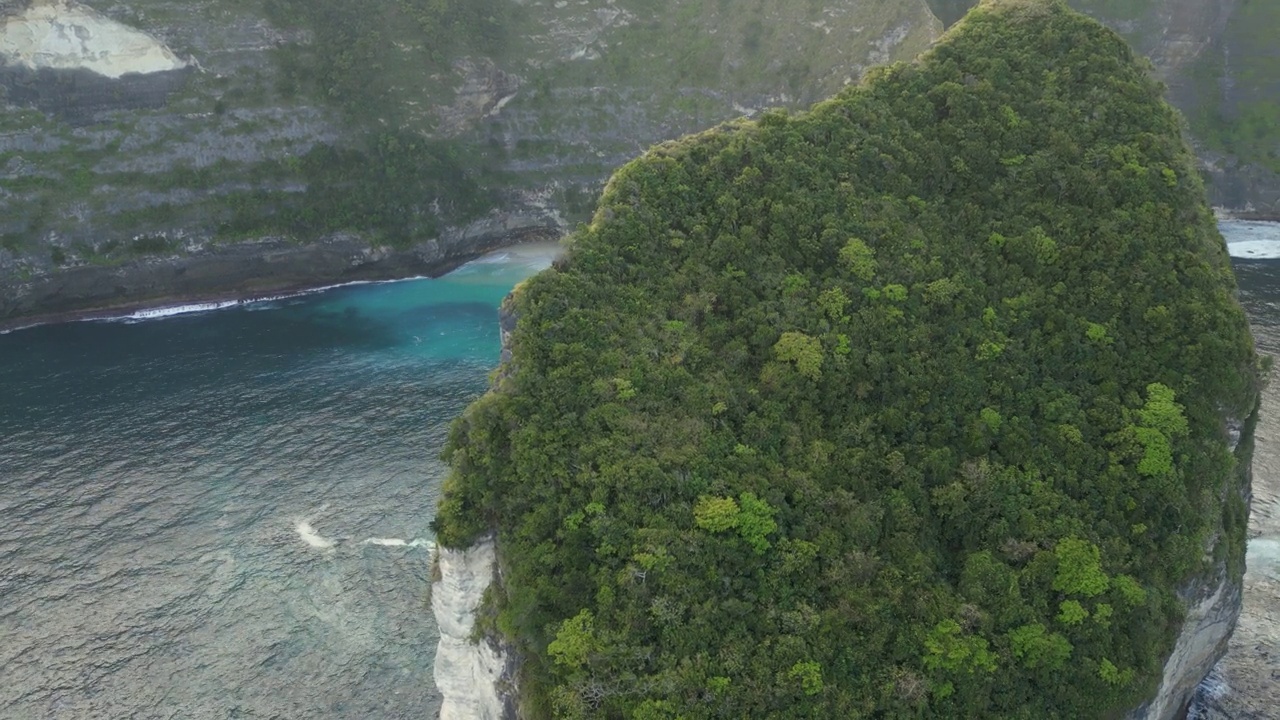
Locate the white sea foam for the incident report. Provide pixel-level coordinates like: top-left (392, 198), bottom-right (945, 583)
top-left (295, 521), bottom-right (336, 549)
top-left (293, 524), bottom-right (432, 550)
top-left (1186, 664), bottom-right (1230, 720)
top-left (1226, 240), bottom-right (1280, 260)
top-left (122, 301), bottom-right (241, 321)
top-left (1248, 538), bottom-right (1280, 579)
top-left (94, 280), bottom-right (417, 326)
top-left (1222, 221), bottom-right (1280, 259)
top-left (364, 537), bottom-right (433, 549)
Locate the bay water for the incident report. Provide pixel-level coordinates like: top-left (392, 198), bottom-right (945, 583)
top-left (0, 243), bottom-right (559, 719)
top-left (2, 226), bottom-right (1279, 719)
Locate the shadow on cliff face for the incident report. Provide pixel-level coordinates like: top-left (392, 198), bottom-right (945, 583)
top-left (0, 63), bottom-right (192, 124)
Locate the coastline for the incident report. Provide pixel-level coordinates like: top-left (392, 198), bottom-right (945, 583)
top-left (1, 275), bottom-right (426, 335)
top-left (0, 213), bottom-right (564, 334)
top-left (7, 210), bottom-right (1273, 334)
top-left (1214, 208), bottom-right (1280, 224)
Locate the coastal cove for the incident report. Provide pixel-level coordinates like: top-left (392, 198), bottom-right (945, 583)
top-left (0, 207), bottom-right (564, 333)
top-left (0, 223), bottom-right (1277, 717)
top-left (0, 242), bottom-right (559, 718)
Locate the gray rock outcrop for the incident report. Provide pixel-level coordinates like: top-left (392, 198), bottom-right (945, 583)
top-left (0, 0), bottom-right (186, 77)
top-left (0, 0), bottom-right (191, 119)
top-left (1128, 561), bottom-right (1244, 719)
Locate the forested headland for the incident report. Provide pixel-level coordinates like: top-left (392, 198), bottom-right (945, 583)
top-left (433, 0), bottom-right (1262, 717)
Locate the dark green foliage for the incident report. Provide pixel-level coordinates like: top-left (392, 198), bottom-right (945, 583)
top-left (216, 131), bottom-right (495, 247)
top-left (282, 132), bottom-right (491, 245)
top-left (433, 1), bottom-right (1259, 717)
top-left (263, 0), bottom-right (508, 123)
top-left (238, 0), bottom-right (509, 245)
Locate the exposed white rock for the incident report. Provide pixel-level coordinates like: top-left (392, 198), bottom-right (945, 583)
top-left (0, 0), bottom-right (187, 79)
top-left (432, 537), bottom-right (509, 720)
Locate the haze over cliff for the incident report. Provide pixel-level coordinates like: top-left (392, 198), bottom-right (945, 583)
top-left (0, 0), bottom-right (1275, 323)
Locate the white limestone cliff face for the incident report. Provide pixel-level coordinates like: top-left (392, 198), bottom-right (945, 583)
top-left (432, 537), bottom-right (512, 720)
top-left (1126, 414), bottom-right (1254, 720)
top-left (0, 0), bottom-right (186, 78)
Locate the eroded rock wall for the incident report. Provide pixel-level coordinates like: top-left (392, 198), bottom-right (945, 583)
top-left (0, 203), bottom-right (561, 328)
top-left (1128, 557), bottom-right (1243, 719)
top-left (1125, 409), bottom-right (1257, 720)
top-left (431, 537), bottom-right (515, 720)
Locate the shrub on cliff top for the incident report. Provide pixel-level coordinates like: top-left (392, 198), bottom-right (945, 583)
top-left (434, 0), bottom-right (1259, 716)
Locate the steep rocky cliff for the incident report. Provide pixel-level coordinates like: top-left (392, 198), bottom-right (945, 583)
top-left (1125, 415), bottom-right (1255, 720)
top-left (2, 0), bottom-right (1274, 324)
top-left (0, 0), bottom-right (940, 323)
top-left (433, 409), bottom-right (1259, 720)
top-left (435, 311), bottom-right (1262, 720)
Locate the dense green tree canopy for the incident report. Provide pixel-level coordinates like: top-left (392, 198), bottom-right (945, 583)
top-left (433, 1), bottom-right (1260, 717)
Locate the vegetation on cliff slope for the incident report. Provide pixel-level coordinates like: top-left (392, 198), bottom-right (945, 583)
top-left (434, 1), bottom-right (1260, 717)
top-left (1184, 0), bottom-right (1280, 175)
top-left (931, 0), bottom-right (1280, 180)
top-left (0, 0), bottom-right (941, 269)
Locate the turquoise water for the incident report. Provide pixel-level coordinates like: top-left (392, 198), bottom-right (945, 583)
top-left (2, 226), bottom-right (1279, 719)
top-left (0, 243), bottom-right (558, 719)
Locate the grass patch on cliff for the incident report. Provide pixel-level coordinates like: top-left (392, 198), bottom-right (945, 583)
top-left (263, 0), bottom-right (512, 129)
top-left (211, 132), bottom-right (499, 247)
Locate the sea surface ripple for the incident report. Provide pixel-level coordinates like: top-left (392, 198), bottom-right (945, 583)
top-left (0, 243), bottom-right (557, 719)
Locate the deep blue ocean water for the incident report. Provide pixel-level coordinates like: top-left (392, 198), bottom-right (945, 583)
top-left (2, 227), bottom-right (1279, 719)
top-left (0, 243), bottom-right (558, 719)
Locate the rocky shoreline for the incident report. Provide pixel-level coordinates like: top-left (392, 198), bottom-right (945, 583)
top-left (0, 210), bottom-right (564, 332)
top-left (1191, 357), bottom-right (1280, 720)
top-left (1214, 208), bottom-right (1280, 224)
